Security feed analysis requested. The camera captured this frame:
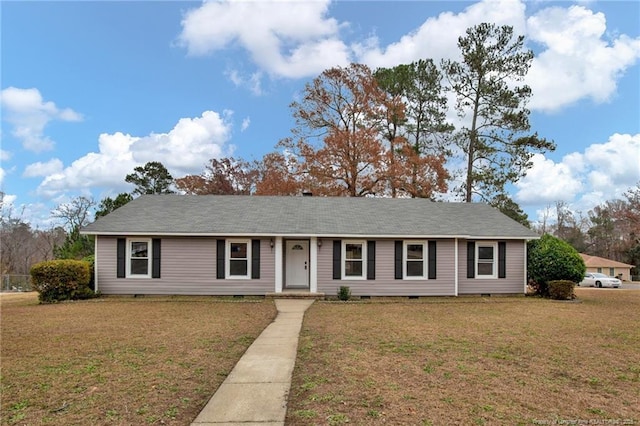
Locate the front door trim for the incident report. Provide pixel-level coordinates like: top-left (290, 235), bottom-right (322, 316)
top-left (285, 239), bottom-right (310, 289)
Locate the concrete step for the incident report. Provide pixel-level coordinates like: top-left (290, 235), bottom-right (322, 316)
top-left (265, 292), bottom-right (325, 299)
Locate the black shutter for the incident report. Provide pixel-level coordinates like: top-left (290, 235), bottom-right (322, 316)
top-left (367, 241), bottom-right (376, 280)
top-left (216, 240), bottom-right (225, 279)
top-left (428, 240), bottom-right (437, 280)
top-left (394, 240), bottom-right (403, 280)
top-left (467, 241), bottom-right (475, 278)
top-left (498, 241), bottom-right (506, 279)
top-left (152, 238), bottom-right (161, 278)
top-left (117, 238), bottom-right (126, 278)
top-left (251, 239), bottom-right (260, 279)
top-left (333, 240), bottom-right (341, 280)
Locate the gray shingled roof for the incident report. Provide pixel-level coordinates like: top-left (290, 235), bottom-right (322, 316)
top-left (81, 195), bottom-right (538, 239)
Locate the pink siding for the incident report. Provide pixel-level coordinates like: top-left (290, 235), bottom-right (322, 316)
top-left (317, 240), bottom-right (456, 297)
top-left (96, 236), bottom-right (527, 296)
top-left (96, 236), bottom-right (275, 295)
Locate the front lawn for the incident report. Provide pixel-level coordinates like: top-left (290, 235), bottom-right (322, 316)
top-left (0, 293), bottom-right (276, 425)
top-left (287, 289), bottom-right (640, 425)
top-left (3, 289), bottom-right (638, 425)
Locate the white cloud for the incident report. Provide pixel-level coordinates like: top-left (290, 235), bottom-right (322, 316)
top-left (177, 0), bottom-right (639, 114)
top-left (356, 0), bottom-right (527, 68)
top-left (179, 0), bottom-right (527, 79)
top-left (0, 195), bottom-right (46, 229)
top-left (0, 150), bottom-right (10, 185)
top-left (0, 87), bottom-right (83, 152)
top-left (583, 133), bottom-right (640, 189)
top-left (225, 69), bottom-right (264, 95)
top-left (527, 5), bottom-right (640, 112)
top-left (241, 117), bottom-right (251, 132)
top-left (357, 1), bottom-right (639, 113)
top-left (0, 163), bottom-right (16, 188)
top-left (0, 193), bottom-right (18, 219)
top-left (178, 0), bottom-right (350, 79)
top-left (515, 133), bottom-right (640, 207)
top-left (23, 158), bottom-right (64, 178)
top-left (36, 111), bottom-right (234, 198)
top-left (515, 153), bottom-right (584, 204)
top-left (2, 193), bottom-right (17, 206)
top-left (0, 197), bottom-right (59, 229)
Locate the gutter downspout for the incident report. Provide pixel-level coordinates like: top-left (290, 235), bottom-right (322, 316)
top-left (523, 240), bottom-right (528, 294)
top-left (94, 236), bottom-right (99, 293)
top-left (454, 238), bottom-right (459, 296)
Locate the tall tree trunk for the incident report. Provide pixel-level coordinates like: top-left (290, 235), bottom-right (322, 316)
top-left (465, 78), bottom-right (482, 203)
top-left (465, 134), bottom-right (475, 203)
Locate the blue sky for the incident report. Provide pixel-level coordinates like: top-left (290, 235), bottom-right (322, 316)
top-left (1, 0), bottom-right (639, 228)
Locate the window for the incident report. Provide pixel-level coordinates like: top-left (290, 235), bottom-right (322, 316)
top-left (127, 238), bottom-right (151, 278)
top-left (395, 240), bottom-right (436, 280)
top-left (343, 240), bottom-right (366, 279)
top-left (226, 239), bottom-right (251, 279)
top-left (597, 267), bottom-right (602, 273)
top-left (476, 242), bottom-right (497, 279)
top-left (609, 268), bottom-right (615, 276)
top-left (404, 241), bottom-right (426, 279)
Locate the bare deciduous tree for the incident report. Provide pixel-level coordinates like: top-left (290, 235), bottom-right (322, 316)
top-left (52, 196), bottom-right (96, 232)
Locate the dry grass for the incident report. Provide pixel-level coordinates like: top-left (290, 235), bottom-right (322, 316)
top-left (3, 290), bottom-right (639, 426)
top-left (287, 289), bottom-right (640, 425)
top-left (0, 293), bottom-right (276, 425)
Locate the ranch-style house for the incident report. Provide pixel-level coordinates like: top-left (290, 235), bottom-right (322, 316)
top-left (81, 195), bottom-right (539, 297)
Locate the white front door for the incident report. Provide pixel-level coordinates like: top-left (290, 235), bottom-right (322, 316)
top-left (286, 240), bottom-right (309, 289)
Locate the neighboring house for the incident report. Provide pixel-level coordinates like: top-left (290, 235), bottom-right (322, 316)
top-left (579, 253), bottom-right (634, 281)
top-left (81, 195), bottom-right (539, 297)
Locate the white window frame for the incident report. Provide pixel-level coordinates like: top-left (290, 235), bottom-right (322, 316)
top-left (342, 240), bottom-right (366, 280)
top-left (126, 238), bottom-right (152, 278)
top-left (226, 239), bottom-right (251, 279)
top-left (475, 242), bottom-right (498, 279)
top-left (403, 240), bottom-right (427, 280)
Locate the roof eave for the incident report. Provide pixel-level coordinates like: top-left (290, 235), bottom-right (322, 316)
top-left (81, 230), bottom-right (538, 240)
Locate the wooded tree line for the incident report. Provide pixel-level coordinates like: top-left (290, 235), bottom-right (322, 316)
top-left (0, 193), bottom-right (94, 276)
top-left (534, 184), bottom-right (640, 272)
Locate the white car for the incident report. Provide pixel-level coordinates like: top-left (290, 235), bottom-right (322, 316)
top-left (579, 272), bottom-right (621, 288)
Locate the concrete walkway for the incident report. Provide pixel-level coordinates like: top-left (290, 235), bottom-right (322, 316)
top-left (191, 299), bottom-right (315, 425)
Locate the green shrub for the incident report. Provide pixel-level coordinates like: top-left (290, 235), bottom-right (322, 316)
top-left (548, 280), bottom-right (575, 300)
top-left (30, 260), bottom-right (94, 303)
top-left (337, 286), bottom-right (351, 301)
top-left (83, 255), bottom-right (96, 291)
top-left (527, 234), bottom-right (586, 297)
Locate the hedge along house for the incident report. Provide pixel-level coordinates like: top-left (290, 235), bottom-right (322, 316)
top-left (81, 195), bottom-right (539, 297)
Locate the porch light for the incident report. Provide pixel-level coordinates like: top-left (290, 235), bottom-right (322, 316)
top-left (317, 239), bottom-right (322, 248)
top-left (270, 238), bottom-right (274, 248)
